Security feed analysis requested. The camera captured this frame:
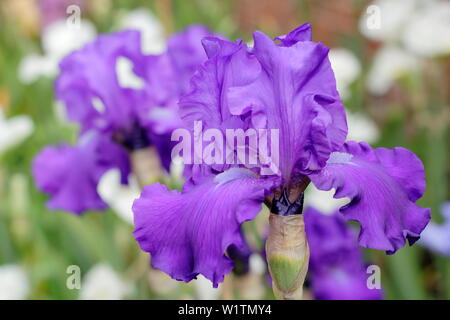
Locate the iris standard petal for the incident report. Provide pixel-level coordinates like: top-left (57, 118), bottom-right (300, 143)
top-left (55, 30), bottom-right (144, 133)
top-left (180, 26), bottom-right (347, 182)
top-left (228, 30), bottom-right (347, 179)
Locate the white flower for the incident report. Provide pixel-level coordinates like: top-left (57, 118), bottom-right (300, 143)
top-left (0, 109), bottom-right (34, 154)
top-left (359, 0), bottom-right (417, 42)
top-left (0, 264), bottom-right (29, 300)
top-left (42, 19), bottom-right (96, 61)
top-left (194, 275), bottom-right (222, 300)
top-left (305, 185), bottom-right (350, 215)
top-left (17, 54), bottom-right (56, 84)
top-left (80, 264), bottom-right (129, 300)
top-left (117, 8), bottom-right (166, 55)
top-left (328, 48), bottom-right (361, 99)
top-left (346, 111), bottom-right (379, 144)
top-left (360, 0), bottom-right (450, 58)
top-left (367, 46), bottom-right (420, 95)
top-left (249, 254), bottom-right (266, 276)
top-left (97, 169), bottom-right (141, 225)
top-left (18, 19), bottom-right (96, 83)
top-left (402, 1), bottom-right (450, 58)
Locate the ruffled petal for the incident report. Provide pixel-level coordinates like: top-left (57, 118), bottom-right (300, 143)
top-left (133, 168), bottom-right (276, 287)
top-left (179, 38), bottom-right (252, 130)
top-left (178, 38), bottom-right (260, 179)
top-left (55, 30), bottom-right (144, 133)
top-left (274, 22), bottom-right (312, 46)
top-left (33, 133), bottom-right (130, 214)
top-left (179, 26), bottom-right (347, 181)
top-left (228, 30), bottom-right (347, 178)
top-left (308, 141), bottom-right (431, 254)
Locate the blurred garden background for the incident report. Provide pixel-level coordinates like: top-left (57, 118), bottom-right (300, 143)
top-left (0, 0), bottom-right (448, 299)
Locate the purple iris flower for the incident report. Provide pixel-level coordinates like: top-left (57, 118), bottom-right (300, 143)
top-left (33, 25), bottom-right (216, 214)
top-left (419, 202), bottom-right (450, 256)
top-left (304, 207), bottom-right (382, 300)
top-left (132, 23), bottom-right (431, 287)
top-left (33, 132), bottom-right (129, 214)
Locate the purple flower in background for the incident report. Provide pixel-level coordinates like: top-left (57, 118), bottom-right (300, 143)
top-left (132, 23), bottom-right (430, 287)
top-left (33, 132), bottom-right (129, 214)
top-left (33, 25), bottom-right (216, 214)
top-left (167, 25), bottom-right (224, 95)
top-left (38, 0), bottom-right (86, 29)
top-left (419, 202), bottom-right (450, 256)
top-left (304, 207), bottom-right (382, 300)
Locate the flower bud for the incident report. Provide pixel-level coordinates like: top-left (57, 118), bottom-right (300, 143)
top-left (266, 213), bottom-right (309, 299)
top-left (265, 188), bottom-right (309, 300)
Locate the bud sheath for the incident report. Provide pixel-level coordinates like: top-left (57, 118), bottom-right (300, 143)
top-left (266, 213), bottom-right (309, 300)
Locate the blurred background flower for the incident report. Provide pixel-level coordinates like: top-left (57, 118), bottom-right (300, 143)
top-left (0, 264), bottom-right (29, 300)
top-left (420, 202), bottom-right (450, 256)
top-left (0, 0), bottom-right (448, 300)
top-left (79, 263), bottom-right (130, 300)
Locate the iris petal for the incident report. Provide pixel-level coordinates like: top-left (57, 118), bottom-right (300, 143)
top-left (228, 31), bottom-right (347, 179)
top-left (180, 28), bottom-right (347, 181)
top-left (133, 168), bottom-right (276, 287)
top-left (56, 30), bottom-right (144, 133)
top-left (33, 133), bottom-right (130, 214)
top-left (308, 141), bottom-right (431, 253)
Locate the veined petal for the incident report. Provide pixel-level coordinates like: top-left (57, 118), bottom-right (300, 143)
top-left (179, 38), bottom-right (254, 129)
top-left (132, 168), bottom-right (276, 287)
top-left (308, 141), bottom-right (431, 254)
top-left (229, 30), bottom-right (347, 179)
top-left (32, 133), bottom-right (130, 214)
top-left (179, 25), bottom-right (347, 182)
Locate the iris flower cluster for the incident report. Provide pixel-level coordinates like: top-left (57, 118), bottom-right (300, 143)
top-left (33, 22), bottom-right (431, 297)
top-left (132, 23), bottom-right (431, 288)
top-left (33, 25), bottom-right (215, 214)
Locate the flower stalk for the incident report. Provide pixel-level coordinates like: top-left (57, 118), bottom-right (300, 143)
top-left (130, 147), bottom-right (162, 188)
